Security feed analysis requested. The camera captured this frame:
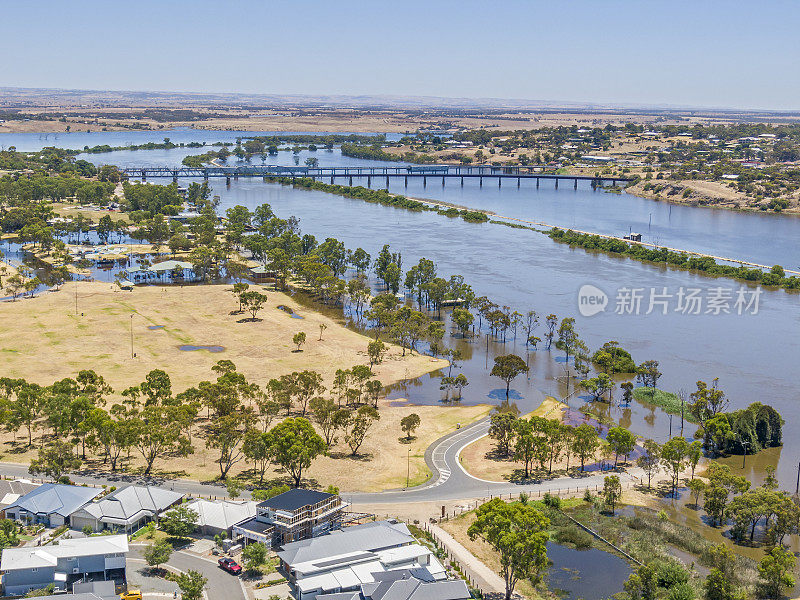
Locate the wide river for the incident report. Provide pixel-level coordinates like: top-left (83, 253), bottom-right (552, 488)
top-left (4, 128), bottom-right (800, 487)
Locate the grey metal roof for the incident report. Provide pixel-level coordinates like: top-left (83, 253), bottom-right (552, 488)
top-left (320, 570), bottom-right (470, 600)
top-left (5, 483), bottom-right (100, 518)
top-left (278, 520), bottom-right (413, 565)
top-left (368, 572), bottom-right (469, 600)
top-left (258, 488), bottom-right (334, 512)
top-left (74, 485), bottom-right (183, 525)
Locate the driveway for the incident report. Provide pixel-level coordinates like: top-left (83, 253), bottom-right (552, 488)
top-left (129, 543), bottom-right (246, 600)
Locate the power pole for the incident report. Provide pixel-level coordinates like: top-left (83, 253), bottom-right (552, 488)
top-left (406, 448), bottom-right (410, 488)
top-left (130, 314), bottom-right (134, 358)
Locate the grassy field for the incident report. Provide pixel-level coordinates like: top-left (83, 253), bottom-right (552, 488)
top-left (633, 387), bottom-right (698, 423)
top-left (0, 280), bottom-right (496, 492)
top-left (0, 280), bottom-right (445, 391)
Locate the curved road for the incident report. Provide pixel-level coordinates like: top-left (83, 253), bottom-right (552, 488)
top-left (345, 391), bottom-right (639, 505)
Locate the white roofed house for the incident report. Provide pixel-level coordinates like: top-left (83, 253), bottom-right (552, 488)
top-left (183, 498), bottom-right (257, 537)
top-left (3, 484), bottom-right (101, 528)
top-left (0, 534), bottom-right (128, 596)
top-left (277, 520), bottom-right (448, 600)
top-left (69, 485), bottom-right (184, 533)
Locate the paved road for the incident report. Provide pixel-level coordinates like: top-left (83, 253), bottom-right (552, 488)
top-left (129, 543), bottom-right (246, 600)
top-left (345, 390), bottom-right (640, 505)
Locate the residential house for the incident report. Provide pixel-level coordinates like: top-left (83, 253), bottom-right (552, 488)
top-left (70, 485), bottom-right (184, 533)
top-left (277, 520), bottom-right (447, 600)
top-left (317, 570), bottom-right (470, 600)
top-left (183, 498), bottom-right (257, 537)
top-left (234, 488), bottom-right (347, 547)
top-left (0, 534), bottom-right (128, 596)
top-left (4, 484), bottom-right (101, 527)
top-left (0, 479), bottom-right (41, 516)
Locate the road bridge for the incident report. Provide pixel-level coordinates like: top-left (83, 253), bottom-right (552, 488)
top-left (120, 164), bottom-right (632, 189)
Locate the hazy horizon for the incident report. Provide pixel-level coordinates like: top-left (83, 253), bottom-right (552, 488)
top-left (3, 0), bottom-right (799, 111)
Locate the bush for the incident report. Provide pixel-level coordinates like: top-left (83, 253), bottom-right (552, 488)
top-left (554, 525), bottom-right (593, 550)
top-left (657, 561), bottom-right (690, 588)
top-left (583, 489), bottom-right (593, 502)
top-left (543, 493), bottom-right (562, 509)
top-left (667, 582), bottom-right (696, 600)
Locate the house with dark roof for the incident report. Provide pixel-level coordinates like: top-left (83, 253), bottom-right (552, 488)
top-left (276, 520), bottom-right (446, 600)
top-left (233, 488), bottom-right (348, 547)
top-left (4, 484), bottom-right (101, 528)
top-left (69, 485), bottom-right (184, 533)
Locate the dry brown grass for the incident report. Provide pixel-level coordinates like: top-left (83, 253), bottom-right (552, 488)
top-left (0, 280), bottom-right (446, 391)
top-left (0, 280), bottom-right (496, 491)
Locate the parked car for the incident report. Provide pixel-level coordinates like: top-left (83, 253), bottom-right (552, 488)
top-left (120, 591), bottom-right (143, 600)
top-left (218, 557), bottom-right (242, 575)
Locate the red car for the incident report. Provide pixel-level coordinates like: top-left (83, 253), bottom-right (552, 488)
top-left (218, 557), bottom-right (242, 575)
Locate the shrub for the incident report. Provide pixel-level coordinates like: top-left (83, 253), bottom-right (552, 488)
top-left (657, 561), bottom-right (690, 588)
top-left (667, 582), bottom-right (695, 600)
top-left (543, 493), bottom-right (562, 510)
top-left (554, 526), bottom-right (593, 550)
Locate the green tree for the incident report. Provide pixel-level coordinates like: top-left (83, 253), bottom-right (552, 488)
top-left (367, 338), bottom-right (386, 367)
top-left (175, 570), bottom-right (207, 600)
top-left (344, 405), bottom-right (380, 456)
top-left (28, 439), bottom-right (81, 481)
top-left (603, 475), bottom-right (622, 514)
top-left (636, 360), bottom-right (662, 388)
top-left (758, 546), bottom-right (797, 598)
top-left (661, 436), bottom-right (689, 497)
top-left (293, 331), bottom-right (307, 352)
top-left (490, 354), bottom-right (529, 401)
top-left (572, 423), bottom-right (600, 472)
top-left (581, 373), bottom-right (614, 402)
top-left (606, 426), bottom-right (636, 468)
top-left (513, 419), bottom-right (548, 479)
top-left (467, 498), bottom-right (550, 600)
top-left (266, 417), bottom-right (326, 487)
top-left (400, 413), bottom-right (421, 440)
top-left (451, 308), bottom-right (474, 337)
top-left (241, 542), bottom-right (268, 572)
top-left (309, 397), bottom-right (348, 448)
top-left (160, 505), bottom-right (199, 539)
top-left (489, 411), bottom-right (518, 457)
top-left (240, 290), bottom-right (268, 320)
top-left (687, 478), bottom-right (706, 508)
top-left (143, 539), bottom-right (173, 572)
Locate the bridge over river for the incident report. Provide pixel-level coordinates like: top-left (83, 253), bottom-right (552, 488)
top-left (120, 164), bottom-right (632, 189)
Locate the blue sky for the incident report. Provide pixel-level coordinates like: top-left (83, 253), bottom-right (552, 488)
top-left (3, 0), bottom-right (798, 110)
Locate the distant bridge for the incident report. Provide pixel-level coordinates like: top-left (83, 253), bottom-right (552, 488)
top-left (120, 165), bottom-right (632, 189)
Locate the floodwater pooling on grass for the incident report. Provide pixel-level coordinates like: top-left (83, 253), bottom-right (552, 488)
top-left (277, 304), bottom-right (304, 319)
top-left (178, 345), bottom-right (226, 352)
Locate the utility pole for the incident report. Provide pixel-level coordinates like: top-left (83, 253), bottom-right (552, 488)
top-left (130, 314), bottom-right (134, 358)
top-left (795, 462), bottom-right (800, 496)
top-left (406, 448), bottom-right (410, 489)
